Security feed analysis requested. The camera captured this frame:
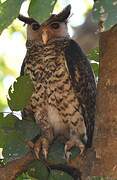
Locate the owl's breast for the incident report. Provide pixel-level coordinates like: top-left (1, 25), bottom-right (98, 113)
top-left (44, 50), bottom-right (70, 135)
top-left (24, 41), bottom-right (80, 136)
top-left (47, 105), bottom-right (69, 137)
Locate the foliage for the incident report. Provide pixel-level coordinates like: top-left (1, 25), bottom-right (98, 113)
top-left (0, 0), bottom-right (24, 33)
top-left (7, 75), bottom-right (34, 111)
top-left (0, 0), bottom-right (57, 34)
top-left (93, 0), bottom-right (117, 31)
top-left (28, 0), bottom-right (57, 23)
top-left (0, 75), bottom-right (39, 163)
top-left (87, 48), bottom-right (99, 77)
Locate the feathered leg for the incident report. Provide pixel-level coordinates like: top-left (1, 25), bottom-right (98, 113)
top-left (34, 106), bottom-right (54, 159)
top-left (64, 112), bottom-right (87, 161)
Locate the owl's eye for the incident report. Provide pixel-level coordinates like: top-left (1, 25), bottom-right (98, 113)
top-left (50, 22), bottom-right (60, 29)
top-left (32, 23), bottom-right (40, 31)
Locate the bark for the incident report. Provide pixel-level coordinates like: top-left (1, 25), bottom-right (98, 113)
top-left (89, 25), bottom-right (117, 179)
top-left (71, 25), bottom-right (117, 180)
top-left (0, 152), bottom-right (34, 180)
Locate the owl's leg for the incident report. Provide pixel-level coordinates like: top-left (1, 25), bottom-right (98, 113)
top-left (64, 113), bottom-right (87, 161)
top-left (33, 109), bottom-right (54, 159)
top-left (64, 136), bottom-right (85, 161)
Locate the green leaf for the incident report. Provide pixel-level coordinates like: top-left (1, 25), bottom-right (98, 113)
top-left (0, 129), bottom-right (7, 147)
top-left (87, 48), bottom-right (99, 62)
top-left (0, 112), bottom-right (39, 162)
top-left (0, 113), bottom-right (17, 129)
top-left (0, 0), bottom-right (24, 33)
top-left (48, 140), bottom-right (80, 164)
top-left (91, 62), bottom-right (99, 77)
top-left (0, 114), bottom-right (29, 162)
top-left (16, 172), bottom-right (32, 180)
top-left (2, 130), bottom-right (29, 162)
top-left (7, 75), bottom-right (34, 111)
top-left (70, 146), bottom-right (80, 160)
top-left (0, 114), bottom-right (19, 147)
top-left (15, 118), bottom-right (40, 141)
top-left (93, 0), bottom-right (117, 31)
top-left (48, 141), bottom-right (65, 164)
top-left (87, 48), bottom-right (99, 77)
top-left (28, 160), bottom-right (49, 180)
top-left (28, 0), bottom-right (57, 23)
top-left (0, 113), bottom-right (4, 120)
top-left (48, 170), bottom-right (73, 180)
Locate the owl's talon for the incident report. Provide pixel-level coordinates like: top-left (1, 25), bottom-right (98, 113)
top-left (34, 147), bottom-right (40, 159)
top-left (64, 144), bottom-right (72, 162)
top-left (64, 138), bottom-right (85, 161)
top-left (79, 144), bottom-right (85, 155)
top-left (34, 139), bottom-right (41, 159)
top-left (33, 137), bottom-right (49, 160)
top-left (42, 138), bottom-right (49, 159)
top-left (43, 149), bottom-right (48, 160)
top-left (65, 149), bottom-right (72, 161)
top-left (27, 140), bottom-right (34, 149)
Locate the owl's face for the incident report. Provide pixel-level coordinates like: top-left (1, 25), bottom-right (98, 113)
top-left (18, 5), bottom-right (71, 44)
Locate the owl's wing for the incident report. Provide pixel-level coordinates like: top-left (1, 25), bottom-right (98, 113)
top-left (64, 39), bottom-right (96, 148)
top-left (20, 57), bottom-right (26, 76)
top-left (20, 47), bottom-right (31, 75)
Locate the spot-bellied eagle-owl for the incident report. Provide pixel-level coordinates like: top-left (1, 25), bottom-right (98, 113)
top-left (18, 5), bottom-right (96, 160)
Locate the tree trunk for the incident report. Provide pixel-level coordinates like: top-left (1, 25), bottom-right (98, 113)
top-left (90, 25), bottom-right (117, 179)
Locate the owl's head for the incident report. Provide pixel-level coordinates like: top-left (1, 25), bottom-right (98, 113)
top-left (18, 5), bottom-right (71, 44)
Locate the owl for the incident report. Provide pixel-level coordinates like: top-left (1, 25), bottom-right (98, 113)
top-left (18, 5), bottom-right (96, 160)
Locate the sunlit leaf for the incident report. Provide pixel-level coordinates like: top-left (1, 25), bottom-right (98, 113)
top-left (16, 172), bottom-right (32, 180)
top-left (87, 48), bottom-right (99, 77)
top-left (93, 0), bottom-right (117, 31)
top-left (0, 0), bottom-right (24, 33)
top-left (87, 48), bottom-right (99, 62)
top-left (7, 75), bottom-right (34, 111)
top-left (91, 62), bottom-right (99, 77)
top-left (0, 113), bottom-right (3, 120)
top-left (28, 0), bottom-right (57, 22)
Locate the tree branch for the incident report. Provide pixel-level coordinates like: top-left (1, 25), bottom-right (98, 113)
top-left (0, 152), bottom-right (34, 180)
top-left (0, 147), bottom-right (82, 180)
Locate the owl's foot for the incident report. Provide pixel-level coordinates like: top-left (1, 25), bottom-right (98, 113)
top-left (33, 137), bottom-right (49, 160)
top-left (64, 138), bottom-right (85, 161)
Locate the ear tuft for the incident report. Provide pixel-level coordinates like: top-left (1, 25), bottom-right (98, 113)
top-left (56, 4), bottom-right (71, 22)
top-left (46, 4), bottom-right (71, 24)
top-left (18, 15), bottom-right (39, 25)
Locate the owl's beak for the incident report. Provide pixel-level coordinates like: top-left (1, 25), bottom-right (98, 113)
top-left (42, 29), bottom-right (48, 45)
